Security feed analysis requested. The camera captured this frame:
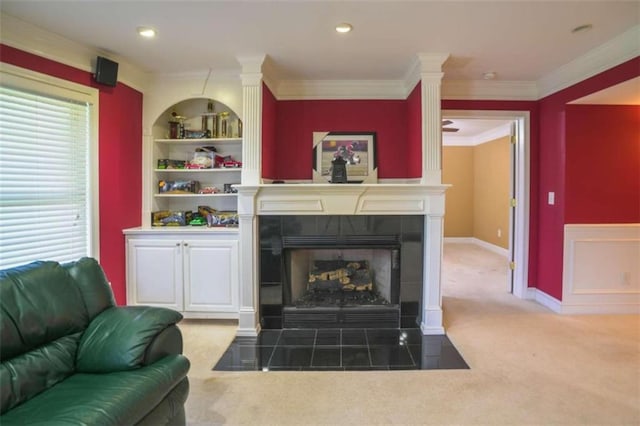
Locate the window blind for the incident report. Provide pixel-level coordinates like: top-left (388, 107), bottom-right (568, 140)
top-left (0, 85), bottom-right (91, 270)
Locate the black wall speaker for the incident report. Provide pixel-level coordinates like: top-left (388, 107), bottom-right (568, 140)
top-left (94, 56), bottom-right (119, 87)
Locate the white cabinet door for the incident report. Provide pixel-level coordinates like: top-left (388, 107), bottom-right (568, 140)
top-left (183, 239), bottom-right (238, 312)
top-left (126, 238), bottom-right (183, 310)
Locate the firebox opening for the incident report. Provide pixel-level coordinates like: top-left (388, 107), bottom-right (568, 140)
top-left (286, 248), bottom-right (397, 308)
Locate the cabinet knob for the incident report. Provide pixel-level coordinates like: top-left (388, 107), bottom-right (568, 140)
top-left (183, 242), bottom-right (189, 246)
top-left (176, 243), bottom-right (180, 246)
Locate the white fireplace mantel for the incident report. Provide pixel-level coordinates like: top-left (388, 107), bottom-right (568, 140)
top-left (236, 183), bottom-right (449, 216)
top-left (234, 183), bottom-right (449, 337)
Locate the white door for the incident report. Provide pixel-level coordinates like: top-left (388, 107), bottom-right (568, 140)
top-left (126, 238), bottom-right (183, 310)
top-left (183, 239), bottom-right (239, 312)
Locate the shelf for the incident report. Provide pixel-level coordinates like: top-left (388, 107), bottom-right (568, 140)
top-left (155, 193), bottom-right (237, 198)
top-left (155, 138), bottom-right (241, 144)
top-left (155, 168), bottom-right (241, 173)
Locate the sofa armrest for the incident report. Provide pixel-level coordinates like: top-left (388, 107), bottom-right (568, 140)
top-left (76, 306), bottom-right (183, 373)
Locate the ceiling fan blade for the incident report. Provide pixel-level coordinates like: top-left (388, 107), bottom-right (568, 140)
top-left (442, 127), bottom-right (459, 132)
top-left (442, 119), bottom-right (453, 126)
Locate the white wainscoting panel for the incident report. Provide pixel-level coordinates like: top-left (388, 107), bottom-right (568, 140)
top-left (562, 224), bottom-right (640, 314)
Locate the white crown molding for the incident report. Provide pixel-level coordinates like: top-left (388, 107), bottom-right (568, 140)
top-left (444, 122), bottom-right (511, 146)
top-left (0, 12), bottom-right (149, 93)
top-left (537, 25), bottom-right (640, 100)
top-left (274, 79), bottom-right (408, 100)
top-left (442, 80), bottom-right (539, 100)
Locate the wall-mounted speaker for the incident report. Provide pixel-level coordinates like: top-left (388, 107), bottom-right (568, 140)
top-left (94, 56), bottom-right (118, 87)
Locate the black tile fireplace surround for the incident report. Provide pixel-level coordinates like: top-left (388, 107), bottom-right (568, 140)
top-left (259, 215), bottom-right (425, 330)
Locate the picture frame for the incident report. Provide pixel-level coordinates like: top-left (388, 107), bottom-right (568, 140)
top-left (312, 131), bottom-right (377, 183)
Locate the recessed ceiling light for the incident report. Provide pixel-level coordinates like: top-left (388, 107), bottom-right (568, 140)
top-left (571, 24), bottom-right (593, 34)
top-left (137, 26), bottom-right (157, 38)
top-left (335, 23), bottom-right (353, 33)
top-left (483, 71), bottom-right (497, 80)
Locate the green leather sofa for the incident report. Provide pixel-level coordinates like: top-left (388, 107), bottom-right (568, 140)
top-left (0, 257), bottom-right (190, 425)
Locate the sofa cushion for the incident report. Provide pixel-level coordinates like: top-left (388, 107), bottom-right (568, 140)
top-left (0, 355), bottom-right (190, 425)
top-left (63, 257), bottom-right (116, 320)
top-left (76, 306), bottom-right (183, 373)
top-left (0, 333), bottom-right (81, 414)
top-left (0, 261), bottom-right (89, 362)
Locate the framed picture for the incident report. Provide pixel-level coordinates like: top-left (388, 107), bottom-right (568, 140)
top-left (312, 132), bottom-right (377, 183)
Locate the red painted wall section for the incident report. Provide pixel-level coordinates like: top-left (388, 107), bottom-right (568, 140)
top-left (261, 83), bottom-right (277, 179)
top-left (273, 99), bottom-right (412, 179)
top-left (406, 83), bottom-right (422, 178)
top-left (565, 104), bottom-right (640, 223)
top-left (535, 57), bottom-right (639, 300)
top-left (1, 44), bottom-right (143, 305)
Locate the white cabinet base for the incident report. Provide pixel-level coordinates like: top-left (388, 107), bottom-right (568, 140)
top-left (125, 228), bottom-right (240, 318)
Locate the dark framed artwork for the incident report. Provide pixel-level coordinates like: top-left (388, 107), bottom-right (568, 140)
top-left (312, 131), bottom-right (377, 183)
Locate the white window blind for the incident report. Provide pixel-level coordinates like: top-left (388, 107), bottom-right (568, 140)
top-left (0, 82), bottom-right (92, 270)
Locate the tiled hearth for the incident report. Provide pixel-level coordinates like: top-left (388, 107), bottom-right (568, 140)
top-left (214, 328), bottom-right (468, 371)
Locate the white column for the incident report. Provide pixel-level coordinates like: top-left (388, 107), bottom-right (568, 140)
top-left (236, 186), bottom-right (260, 336)
top-left (421, 212), bottom-right (445, 335)
top-left (238, 55), bottom-right (265, 185)
top-left (414, 53), bottom-right (448, 185)
top-left (236, 55), bottom-right (266, 336)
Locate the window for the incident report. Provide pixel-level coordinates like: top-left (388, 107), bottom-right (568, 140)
top-left (0, 64), bottom-right (99, 270)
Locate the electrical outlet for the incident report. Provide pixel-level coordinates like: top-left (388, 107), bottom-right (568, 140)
top-left (622, 272), bottom-right (631, 286)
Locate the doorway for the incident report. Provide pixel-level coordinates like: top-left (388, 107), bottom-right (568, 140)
top-left (441, 110), bottom-right (530, 299)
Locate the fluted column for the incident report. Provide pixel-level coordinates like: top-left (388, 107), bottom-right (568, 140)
top-left (415, 54), bottom-right (448, 185)
top-left (239, 63), bottom-right (264, 185)
top-left (236, 56), bottom-right (265, 336)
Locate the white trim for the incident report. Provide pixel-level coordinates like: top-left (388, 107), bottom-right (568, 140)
top-left (275, 79), bottom-right (408, 100)
top-left (533, 289), bottom-right (562, 313)
top-left (561, 224), bottom-right (640, 315)
top-left (537, 25), bottom-right (640, 99)
top-left (443, 122), bottom-right (512, 146)
top-left (0, 13), bottom-right (149, 92)
top-left (442, 80), bottom-right (538, 101)
top-left (442, 110), bottom-right (530, 300)
top-left (444, 238), bottom-right (509, 258)
top-left (0, 62), bottom-right (100, 261)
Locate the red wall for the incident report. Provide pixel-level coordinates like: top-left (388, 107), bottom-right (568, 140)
top-left (261, 83), bottom-right (278, 179)
top-left (535, 57), bottom-right (639, 299)
top-left (565, 104), bottom-right (640, 223)
top-left (271, 99), bottom-right (413, 179)
top-left (1, 45), bottom-right (142, 305)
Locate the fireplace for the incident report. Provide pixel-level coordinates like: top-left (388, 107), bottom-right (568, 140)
top-left (259, 215), bottom-right (424, 329)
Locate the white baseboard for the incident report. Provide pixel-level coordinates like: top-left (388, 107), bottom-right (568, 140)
top-left (444, 237), bottom-right (509, 258)
top-left (533, 289), bottom-right (562, 313)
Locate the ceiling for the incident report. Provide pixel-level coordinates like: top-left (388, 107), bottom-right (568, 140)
top-left (1, 1), bottom-right (637, 140)
top-left (1, 1), bottom-right (638, 82)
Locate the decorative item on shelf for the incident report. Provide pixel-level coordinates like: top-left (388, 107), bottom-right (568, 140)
top-left (151, 210), bottom-right (193, 227)
top-left (237, 119), bottom-right (242, 138)
top-left (187, 152), bottom-right (215, 169)
top-left (218, 155), bottom-right (242, 168)
top-left (330, 155), bottom-right (348, 183)
top-left (184, 129), bottom-right (210, 139)
top-left (157, 159), bottom-right (186, 169)
top-left (168, 111), bottom-right (186, 139)
top-left (312, 131), bottom-right (378, 183)
top-left (223, 183), bottom-right (238, 194)
top-left (158, 180), bottom-right (198, 194)
top-left (198, 186), bottom-right (220, 194)
top-left (206, 211), bottom-right (239, 228)
top-left (218, 111), bottom-right (230, 137)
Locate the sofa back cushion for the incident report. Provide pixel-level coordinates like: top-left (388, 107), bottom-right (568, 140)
top-left (63, 257), bottom-right (115, 320)
top-left (0, 261), bottom-right (90, 413)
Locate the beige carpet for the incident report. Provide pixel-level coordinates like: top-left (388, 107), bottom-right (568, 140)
top-left (180, 243), bottom-right (640, 425)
